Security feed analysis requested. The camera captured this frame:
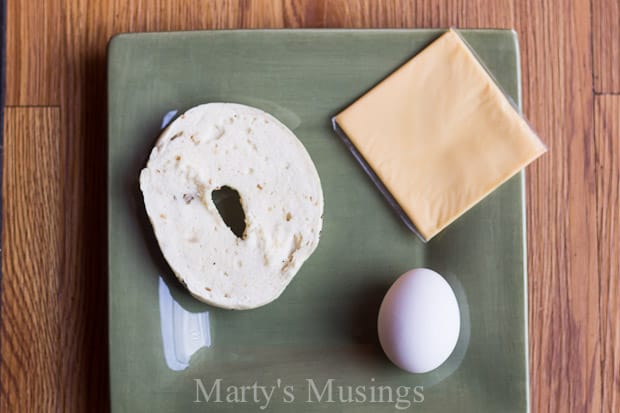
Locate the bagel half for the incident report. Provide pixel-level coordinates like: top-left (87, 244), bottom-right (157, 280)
top-left (140, 103), bottom-right (323, 309)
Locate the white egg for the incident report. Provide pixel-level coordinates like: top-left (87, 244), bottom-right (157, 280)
top-left (377, 268), bottom-right (460, 374)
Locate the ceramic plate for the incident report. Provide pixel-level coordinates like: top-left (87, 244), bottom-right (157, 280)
top-left (108, 29), bottom-right (528, 412)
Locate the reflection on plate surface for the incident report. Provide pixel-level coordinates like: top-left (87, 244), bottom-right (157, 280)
top-left (158, 276), bottom-right (211, 371)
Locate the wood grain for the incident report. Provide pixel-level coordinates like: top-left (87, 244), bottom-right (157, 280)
top-left (57, 0), bottom-right (109, 409)
top-left (5, 0), bottom-right (61, 105)
top-left (0, 108), bottom-right (62, 411)
top-left (593, 0), bottom-right (620, 92)
top-left (595, 96), bottom-right (620, 412)
top-left (1, 0), bottom-right (618, 412)
top-left (514, 1), bottom-right (603, 412)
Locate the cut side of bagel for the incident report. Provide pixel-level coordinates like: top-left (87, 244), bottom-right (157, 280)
top-left (140, 103), bottom-right (324, 310)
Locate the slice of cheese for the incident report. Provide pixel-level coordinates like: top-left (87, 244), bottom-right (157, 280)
top-left (335, 30), bottom-right (547, 241)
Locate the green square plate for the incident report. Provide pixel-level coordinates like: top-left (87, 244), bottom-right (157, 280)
top-left (108, 29), bottom-right (529, 412)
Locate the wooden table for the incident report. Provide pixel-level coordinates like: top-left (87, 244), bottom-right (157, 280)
top-left (1, 1), bottom-right (618, 411)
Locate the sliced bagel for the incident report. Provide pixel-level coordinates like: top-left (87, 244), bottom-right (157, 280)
top-left (140, 103), bottom-right (324, 310)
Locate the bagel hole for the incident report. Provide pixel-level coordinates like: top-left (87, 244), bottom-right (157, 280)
top-left (212, 186), bottom-right (246, 239)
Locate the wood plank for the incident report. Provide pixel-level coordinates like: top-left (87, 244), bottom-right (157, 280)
top-left (595, 95), bottom-right (620, 413)
top-left (56, 0), bottom-right (107, 410)
top-left (5, 0), bottom-right (62, 105)
top-left (513, 1), bottom-right (602, 411)
top-left (0, 107), bottom-right (62, 411)
top-left (323, 0), bottom-right (515, 28)
top-left (593, 0), bottom-right (620, 92)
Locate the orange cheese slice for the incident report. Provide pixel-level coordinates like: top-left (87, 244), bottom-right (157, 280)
top-left (335, 30), bottom-right (547, 241)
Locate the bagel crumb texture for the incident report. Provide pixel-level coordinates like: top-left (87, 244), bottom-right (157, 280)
top-left (140, 103), bottom-right (323, 310)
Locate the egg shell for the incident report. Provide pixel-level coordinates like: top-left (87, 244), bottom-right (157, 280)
top-left (377, 268), bottom-right (460, 373)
